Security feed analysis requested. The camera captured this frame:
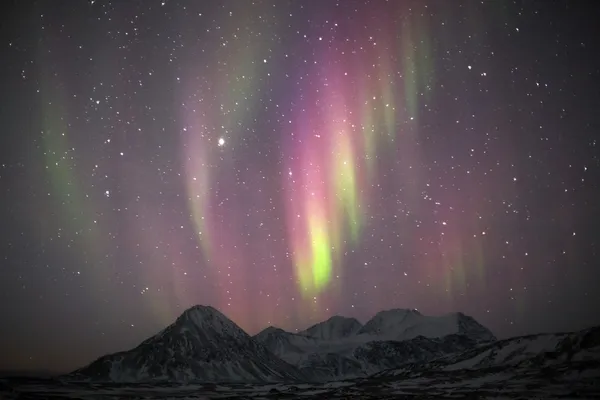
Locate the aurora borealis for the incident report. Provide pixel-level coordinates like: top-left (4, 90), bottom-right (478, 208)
top-left (1, 0), bottom-right (600, 373)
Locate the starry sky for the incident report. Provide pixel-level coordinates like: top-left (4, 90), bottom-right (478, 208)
top-left (1, 0), bottom-right (600, 374)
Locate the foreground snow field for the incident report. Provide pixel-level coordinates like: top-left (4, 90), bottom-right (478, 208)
top-left (2, 360), bottom-right (599, 400)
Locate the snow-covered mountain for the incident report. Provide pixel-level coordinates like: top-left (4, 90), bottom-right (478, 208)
top-left (6, 311), bottom-right (598, 398)
top-left (13, 326), bottom-right (598, 398)
top-left (69, 305), bottom-right (305, 383)
top-left (253, 326), bottom-right (318, 364)
top-left (352, 334), bottom-right (478, 371)
top-left (253, 309), bottom-right (495, 380)
top-left (299, 316), bottom-right (363, 340)
top-left (67, 305), bottom-right (501, 383)
top-left (357, 309), bottom-right (496, 343)
top-left (373, 324), bottom-right (600, 379)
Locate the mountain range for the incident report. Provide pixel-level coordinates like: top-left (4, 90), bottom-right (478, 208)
top-left (67, 304), bottom-right (599, 385)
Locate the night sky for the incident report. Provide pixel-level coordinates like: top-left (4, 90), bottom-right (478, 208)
top-left (1, 0), bottom-right (600, 374)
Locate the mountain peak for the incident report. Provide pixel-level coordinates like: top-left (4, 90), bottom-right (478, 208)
top-left (71, 304), bottom-right (305, 383)
top-left (175, 305), bottom-right (232, 330)
top-left (357, 308), bottom-right (494, 343)
top-left (358, 308), bottom-right (422, 333)
top-left (451, 311), bottom-right (496, 342)
top-left (325, 315), bottom-right (357, 323)
top-left (299, 315), bottom-right (363, 340)
top-left (181, 304), bottom-right (220, 317)
top-left (255, 326), bottom-right (287, 339)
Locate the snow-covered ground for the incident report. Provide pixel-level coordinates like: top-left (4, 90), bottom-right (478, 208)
top-left (2, 360), bottom-right (598, 400)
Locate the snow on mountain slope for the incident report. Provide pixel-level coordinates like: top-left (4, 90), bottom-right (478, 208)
top-left (255, 309), bottom-right (496, 380)
top-left (440, 324), bottom-right (600, 371)
top-left (374, 325), bottom-right (600, 378)
top-left (258, 334), bottom-right (483, 381)
top-left (357, 309), bottom-right (496, 343)
top-left (253, 327), bottom-right (318, 364)
top-left (69, 305), bottom-right (306, 383)
top-left (9, 318), bottom-right (597, 397)
top-left (297, 352), bottom-right (366, 380)
top-left (6, 327), bottom-right (600, 399)
top-left (255, 329), bottom-right (483, 380)
top-left (68, 306), bottom-right (497, 383)
top-left (453, 312), bottom-right (497, 342)
top-left (299, 316), bottom-right (363, 340)
top-left (358, 309), bottom-right (422, 336)
top-left (353, 334), bottom-right (477, 371)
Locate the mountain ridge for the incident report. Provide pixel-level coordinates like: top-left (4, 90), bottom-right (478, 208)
top-left (298, 315), bottom-right (363, 340)
top-left (67, 304), bottom-right (598, 384)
